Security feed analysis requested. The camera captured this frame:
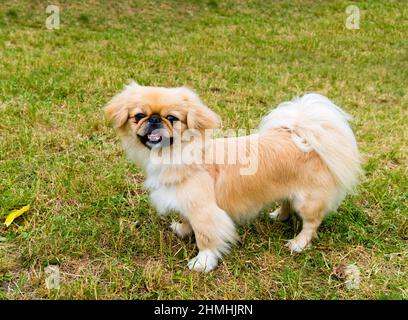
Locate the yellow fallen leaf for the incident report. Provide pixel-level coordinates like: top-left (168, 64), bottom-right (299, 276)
top-left (4, 205), bottom-right (30, 227)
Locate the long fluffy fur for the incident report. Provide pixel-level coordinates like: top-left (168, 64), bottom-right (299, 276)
top-left (105, 85), bottom-right (362, 272)
top-left (260, 93), bottom-right (362, 202)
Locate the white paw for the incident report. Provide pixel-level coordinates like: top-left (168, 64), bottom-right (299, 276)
top-left (170, 222), bottom-right (184, 238)
top-left (170, 221), bottom-right (192, 239)
top-left (269, 208), bottom-right (289, 221)
top-left (269, 208), bottom-right (281, 220)
top-left (187, 250), bottom-right (218, 272)
top-left (285, 238), bottom-right (310, 253)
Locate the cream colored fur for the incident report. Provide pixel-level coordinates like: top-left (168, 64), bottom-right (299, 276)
top-left (105, 82), bottom-right (362, 272)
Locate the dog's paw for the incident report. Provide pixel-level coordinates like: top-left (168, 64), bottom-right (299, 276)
top-left (170, 221), bottom-right (192, 239)
top-left (170, 222), bottom-right (183, 238)
top-left (285, 238), bottom-right (310, 253)
top-left (269, 208), bottom-right (281, 220)
top-left (269, 208), bottom-right (289, 221)
top-left (187, 250), bottom-right (218, 272)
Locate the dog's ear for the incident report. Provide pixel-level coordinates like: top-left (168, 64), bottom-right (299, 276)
top-left (104, 81), bottom-right (139, 128)
top-left (181, 87), bottom-right (221, 130)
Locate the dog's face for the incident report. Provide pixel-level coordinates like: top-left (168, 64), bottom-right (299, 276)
top-left (105, 82), bottom-right (220, 149)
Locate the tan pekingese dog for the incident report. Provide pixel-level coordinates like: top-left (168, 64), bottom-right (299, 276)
top-left (105, 82), bottom-right (361, 272)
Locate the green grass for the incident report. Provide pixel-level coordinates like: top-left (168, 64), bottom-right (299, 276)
top-left (0, 0), bottom-right (407, 300)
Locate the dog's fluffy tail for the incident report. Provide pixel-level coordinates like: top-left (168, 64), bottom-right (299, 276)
top-left (259, 93), bottom-right (362, 195)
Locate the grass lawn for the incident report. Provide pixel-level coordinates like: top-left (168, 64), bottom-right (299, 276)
top-left (0, 0), bottom-right (407, 299)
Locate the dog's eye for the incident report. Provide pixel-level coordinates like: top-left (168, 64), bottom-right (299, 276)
top-left (165, 115), bottom-right (178, 123)
top-left (134, 113), bottom-right (145, 123)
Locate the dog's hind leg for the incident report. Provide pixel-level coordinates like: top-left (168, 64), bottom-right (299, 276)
top-left (269, 200), bottom-right (292, 221)
top-left (286, 195), bottom-right (327, 253)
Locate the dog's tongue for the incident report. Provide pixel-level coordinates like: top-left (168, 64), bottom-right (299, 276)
top-left (148, 133), bottom-right (161, 142)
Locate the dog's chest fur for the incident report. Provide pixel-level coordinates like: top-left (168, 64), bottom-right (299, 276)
top-left (144, 164), bottom-right (182, 215)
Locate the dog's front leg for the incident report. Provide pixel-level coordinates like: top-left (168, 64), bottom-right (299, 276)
top-left (184, 203), bottom-right (237, 272)
top-left (174, 171), bottom-right (238, 272)
top-left (170, 217), bottom-right (193, 239)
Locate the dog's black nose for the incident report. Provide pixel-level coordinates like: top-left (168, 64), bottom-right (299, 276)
top-left (148, 115), bottom-right (162, 124)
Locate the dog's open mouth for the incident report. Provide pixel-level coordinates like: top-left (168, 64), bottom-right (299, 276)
top-left (138, 130), bottom-right (172, 149)
top-left (147, 132), bottom-right (162, 144)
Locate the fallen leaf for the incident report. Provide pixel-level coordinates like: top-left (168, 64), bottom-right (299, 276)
top-left (4, 205), bottom-right (30, 227)
top-left (344, 265), bottom-right (360, 290)
top-left (332, 263), bottom-right (360, 290)
top-left (332, 264), bottom-right (347, 279)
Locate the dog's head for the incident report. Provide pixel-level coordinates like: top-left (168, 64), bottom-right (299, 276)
top-left (104, 82), bottom-right (220, 149)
